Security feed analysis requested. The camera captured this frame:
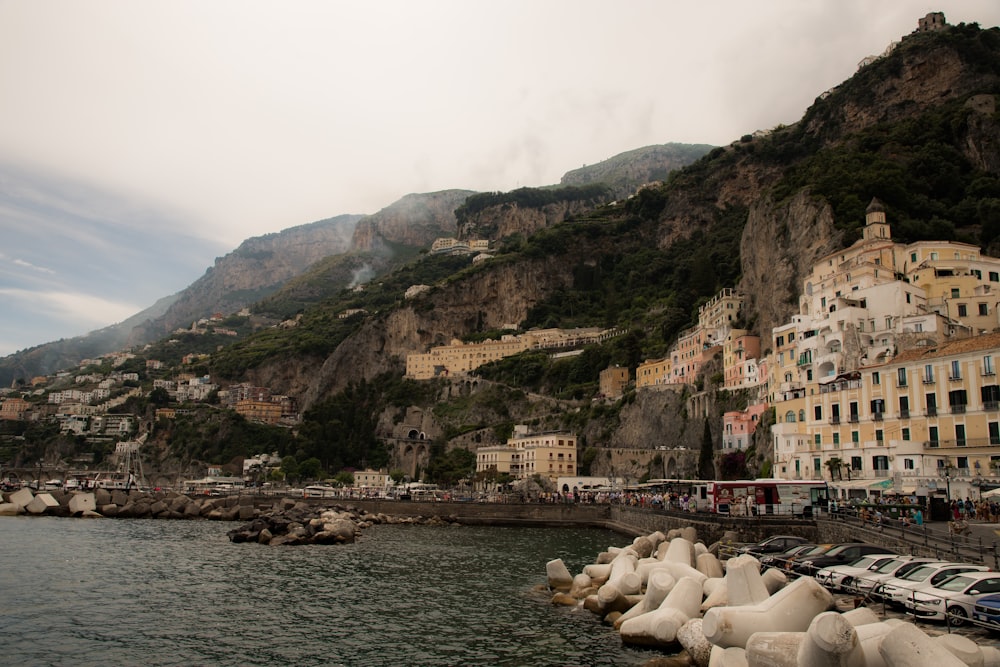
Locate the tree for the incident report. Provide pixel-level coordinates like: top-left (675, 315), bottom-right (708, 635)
top-left (280, 456), bottom-right (299, 483)
top-left (334, 471), bottom-right (355, 487)
top-left (698, 418), bottom-right (715, 480)
top-left (825, 457), bottom-right (844, 481)
top-left (298, 457), bottom-right (322, 481)
top-left (389, 468), bottom-right (406, 485)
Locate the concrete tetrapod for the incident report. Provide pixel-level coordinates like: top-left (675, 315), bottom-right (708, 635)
top-left (614, 570), bottom-right (676, 629)
top-left (702, 575), bottom-right (835, 649)
top-left (934, 633), bottom-right (985, 667)
top-left (619, 575), bottom-right (703, 648)
top-left (708, 645), bottom-right (748, 667)
top-left (744, 610), bottom-right (858, 667)
top-left (677, 618), bottom-right (713, 667)
top-left (546, 558), bottom-right (574, 592)
top-left (877, 622), bottom-right (967, 667)
top-left (723, 554), bottom-right (769, 607)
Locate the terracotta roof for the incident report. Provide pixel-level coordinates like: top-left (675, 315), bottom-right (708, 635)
top-left (888, 332), bottom-right (1000, 364)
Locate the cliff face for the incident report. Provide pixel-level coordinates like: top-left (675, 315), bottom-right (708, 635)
top-left (560, 143), bottom-right (715, 199)
top-left (128, 215), bottom-right (362, 342)
top-left (459, 199), bottom-right (597, 241)
top-left (350, 190), bottom-right (475, 252)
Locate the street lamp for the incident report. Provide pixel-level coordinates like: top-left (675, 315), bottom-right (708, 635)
top-left (940, 460), bottom-right (954, 505)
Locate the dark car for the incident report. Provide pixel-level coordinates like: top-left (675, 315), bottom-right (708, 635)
top-left (737, 535), bottom-right (810, 558)
top-left (792, 543), bottom-right (896, 577)
top-left (759, 543), bottom-right (828, 572)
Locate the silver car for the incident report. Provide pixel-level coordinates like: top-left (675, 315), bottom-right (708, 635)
top-left (814, 553), bottom-right (898, 592)
top-left (905, 571), bottom-right (1000, 625)
top-left (879, 562), bottom-right (990, 607)
top-left (849, 556), bottom-right (940, 598)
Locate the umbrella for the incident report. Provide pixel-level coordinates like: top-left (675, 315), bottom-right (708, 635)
top-left (981, 487), bottom-right (1000, 499)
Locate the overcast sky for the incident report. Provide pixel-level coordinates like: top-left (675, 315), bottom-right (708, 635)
top-left (3, 1), bottom-right (1000, 358)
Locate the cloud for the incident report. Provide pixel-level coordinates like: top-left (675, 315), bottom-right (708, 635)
top-left (0, 287), bottom-right (140, 329)
top-left (12, 258), bottom-right (55, 275)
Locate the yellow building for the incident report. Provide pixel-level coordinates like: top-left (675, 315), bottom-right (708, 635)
top-left (476, 425), bottom-right (577, 483)
top-left (406, 336), bottom-right (531, 379)
top-left (635, 356), bottom-right (672, 388)
top-left (599, 366), bottom-right (629, 398)
top-left (234, 399), bottom-right (283, 424)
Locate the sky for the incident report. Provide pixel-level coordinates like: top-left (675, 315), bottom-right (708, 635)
top-left (3, 1), bottom-right (1000, 358)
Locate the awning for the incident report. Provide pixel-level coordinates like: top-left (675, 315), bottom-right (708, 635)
top-left (870, 478), bottom-right (894, 490)
top-left (829, 479), bottom-right (877, 490)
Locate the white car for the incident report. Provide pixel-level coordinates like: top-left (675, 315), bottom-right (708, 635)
top-left (879, 562), bottom-right (990, 606)
top-left (849, 556), bottom-right (940, 598)
top-left (814, 553), bottom-right (898, 591)
top-left (906, 571), bottom-right (1000, 625)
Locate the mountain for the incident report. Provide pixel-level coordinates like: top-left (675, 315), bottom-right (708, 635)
top-left (206, 19), bottom-right (1000, 450)
top-left (559, 143), bottom-right (717, 198)
top-left (0, 214), bottom-right (361, 385)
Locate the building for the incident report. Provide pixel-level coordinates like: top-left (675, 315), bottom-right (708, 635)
top-left (599, 366), bottom-right (629, 398)
top-left (406, 335), bottom-right (531, 380)
top-left (0, 396), bottom-right (32, 421)
top-left (722, 404), bottom-right (769, 451)
top-left (476, 425), bottom-right (577, 483)
top-left (234, 399), bottom-right (283, 424)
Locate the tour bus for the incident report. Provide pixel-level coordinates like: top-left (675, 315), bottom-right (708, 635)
top-left (706, 479), bottom-right (829, 517)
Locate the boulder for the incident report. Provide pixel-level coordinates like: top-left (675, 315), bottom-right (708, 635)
top-left (68, 493), bottom-right (97, 514)
top-left (25, 493), bottom-right (60, 514)
top-left (9, 487), bottom-right (33, 510)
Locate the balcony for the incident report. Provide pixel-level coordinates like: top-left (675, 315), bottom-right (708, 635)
top-left (922, 437), bottom-right (997, 449)
top-left (926, 406), bottom-right (938, 417)
top-left (950, 375), bottom-right (963, 382)
top-left (923, 376), bottom-right (936, 384)
top-left (830, 416), bottom-right (841, 425)
top-left (984, 369), bottom-right (996, 377)
top-left (898, 409), bottom-right (910, 419)
top-left (951, 404), bottom-right (967, 414)
top-left (985, 401), bottom-right (999, 411)
top-left (871, 413), bottom-right (882, 422)
top-left (897, 380), bottom-right (908, 388)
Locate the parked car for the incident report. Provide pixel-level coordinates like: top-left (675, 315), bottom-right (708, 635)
top-left (905, 571), bottom-right (1000, 625)
top-left (814, 553), bottom-right (899, 592)
top-left (973, 593), bottom-right (1000, 630)
top-left (759, 544), bottom-right (829, 572)
top-left (849, 556), bottom-right (941, 598)
top-left (792, 543), bottom-right (896, 577)
top-left (737, 535), bottom-right (810, 558)
top-left (879, 562), bottom-right (990, 607)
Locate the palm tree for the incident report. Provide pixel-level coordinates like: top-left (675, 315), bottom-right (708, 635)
top-left (825, 457), bottom-right (844, 481)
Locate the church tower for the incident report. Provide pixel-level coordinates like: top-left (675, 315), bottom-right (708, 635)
top-left (862, 197), bottom-right (891, 242)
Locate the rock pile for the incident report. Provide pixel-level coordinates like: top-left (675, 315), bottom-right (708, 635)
top-left (0, 487), bottom-right (258, 520)
top-left (543, 527), bottom-right (1000, 667)
top-left (227, 499), bottom-right (460, 546)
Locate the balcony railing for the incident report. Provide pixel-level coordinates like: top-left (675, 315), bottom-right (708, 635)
top-left (830, 416), bottom-right (841, 425)
top-left (850, 414), bottom-right (860, 423)
top-left (985, 401), bottom-right (999, 411)
top-left (950, 375), bottom-right (963, 382)
top-left (923, 437), bottom-right (997, 449)
top-left (899, 409), bottom-right (910, 419)
top-left (872, 413), bottom-right (882, 422)
top-left (926, 406), bottom-right (938, 416)
top-left (923, 377), bottom-right (935, 384)
top-left (951, 404), bottom-right (967, 414)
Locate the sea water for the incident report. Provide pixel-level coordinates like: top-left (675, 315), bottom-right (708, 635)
top-left (0, 517), bottom-right (654, 666)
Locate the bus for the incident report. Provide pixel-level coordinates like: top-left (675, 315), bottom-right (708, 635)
top-left (705, 479), bottom-right (829, 517)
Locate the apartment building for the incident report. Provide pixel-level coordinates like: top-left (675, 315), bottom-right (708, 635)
top-left (476, 425), bottom-right (577, 483)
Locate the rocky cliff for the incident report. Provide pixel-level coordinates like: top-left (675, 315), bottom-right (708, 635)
top-left (350, 190), bottom-right (475, 253)
top-left (560, 143), bottom-right (715, 199)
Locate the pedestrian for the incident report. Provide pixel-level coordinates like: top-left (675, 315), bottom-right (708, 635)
top-left (914, 507), bottom-right (924, 526)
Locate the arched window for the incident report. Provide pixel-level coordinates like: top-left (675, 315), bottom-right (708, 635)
top-left (799, 409), bottom-right (806, 421)
top-left (785, 411), bottom-right (796, 423)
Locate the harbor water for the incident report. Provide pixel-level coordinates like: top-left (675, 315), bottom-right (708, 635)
top-left (0, 517), bottom-right (654, 666)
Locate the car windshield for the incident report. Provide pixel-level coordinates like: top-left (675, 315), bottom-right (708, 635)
top-left (937, 575), bottom-right (979, 592)
top-left (803, 545), bottom-right (831, 556)
top-left (824, 545), bottom-right (850, 556)
top-left (851, 556), bottom-right (879, 569)
top-left (902, 565), bottom-right (941, 582)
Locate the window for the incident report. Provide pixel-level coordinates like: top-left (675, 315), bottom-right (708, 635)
top-left (852, 431), bottom-right (859, 443)
top-left (833, 433), bottom-right (840, 446)
top-left (990, 422), bottom-right (1000, 446)
top-left (813, 457), bottom-right (821, 473)
top-left (785, 411), bottom-right (796, 423)
top-left (906, 292), bottom-right (911, 304)
top-left (851, 456), bottom-right (862, 471)
top-left (897, 368), bottom-right (907, 387)
top-left (992, 271), bottom-right (999, 282)
top-left (983, 385), bottom-right (1000, 409)
top-left (831, 404), bottom-right (840, 423)
top-left (951, 288), bottom-right (961, 298)
top-left (814, 434), bottom-right (821, 446)
top-left (924, 365), bottom-right (934, 383)
top-left (956, 424), bottom-right (967, 447)
top-left (875, 429), bottom-right (884, 443)
top-left (949, 389), bottom-right (968, 413)
top-left (985, 355), bottom-right (995, 376)
top-left (929, 426), bottom-right (939, 446)
top-left (931, 252), bottom-right (939, 260)
top-left (776, 335), bottom-right (784, 347)
top-left (869, 399), bottom-right (883, 415)
top-left (911, 252), bottom-right (918, 263)
top-left (872, 371), bottom-right (880, 385)
top-left (951, 360), bottom-right (962, 380)
top-left (926, 393), bottom-right (937, 416)
top-left (814, 405), bottom-right (823, 420)
top-left (981, 303), bottom-right (989, 316)
top-left (899, 396), bottom-right (909, 418)
top-left (958, 304), bottom-right (967, 317)
top-left (904, 458), bottom-right (914, 469)
top-left (902, 428), bottom-right (910, 441)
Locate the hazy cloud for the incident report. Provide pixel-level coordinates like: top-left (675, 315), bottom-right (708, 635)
top-left (1, 1), bottom-right (999, 355)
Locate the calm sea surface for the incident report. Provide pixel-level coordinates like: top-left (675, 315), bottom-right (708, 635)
top-left (0, 517), bottom-right (655, 667)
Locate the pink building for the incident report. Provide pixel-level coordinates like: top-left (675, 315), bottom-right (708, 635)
top-left (722, 403), bottom-right (769, 451)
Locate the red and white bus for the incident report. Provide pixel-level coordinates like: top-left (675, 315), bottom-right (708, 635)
top-left (706, 479), bottom-right (829, 517)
